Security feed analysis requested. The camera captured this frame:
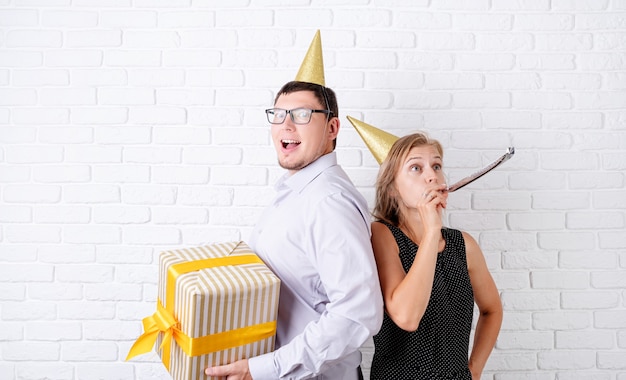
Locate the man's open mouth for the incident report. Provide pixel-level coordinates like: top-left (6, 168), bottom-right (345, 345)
top-left (282, 139), bottom-right (301, 149)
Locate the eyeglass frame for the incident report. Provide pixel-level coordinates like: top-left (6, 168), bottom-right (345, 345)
top-left (265, 107), bottom-right (334, 125)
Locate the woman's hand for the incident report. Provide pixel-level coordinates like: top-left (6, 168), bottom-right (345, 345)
top-left (416, 183), bottom-right (448, 233)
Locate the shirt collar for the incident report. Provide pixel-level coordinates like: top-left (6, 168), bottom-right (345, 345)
top-left (276, 152), bottom-right (337, 194)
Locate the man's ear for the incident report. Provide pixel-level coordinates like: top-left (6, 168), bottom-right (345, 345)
top-left (328, 116), bottom-right (340, 140)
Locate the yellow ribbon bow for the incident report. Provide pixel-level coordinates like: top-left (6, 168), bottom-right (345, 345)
top-left (125, 299), bottom-right (179, 362)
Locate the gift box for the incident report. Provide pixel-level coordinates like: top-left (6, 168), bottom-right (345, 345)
top-left (126, 241), bottom-right (280, 380)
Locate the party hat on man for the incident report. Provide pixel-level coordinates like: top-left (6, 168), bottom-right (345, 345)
top-left (295, 30), bottom-right (325, 86)
top-left (346, 115), bottom-right (399, 165)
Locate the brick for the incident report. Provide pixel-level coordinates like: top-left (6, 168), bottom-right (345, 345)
top-left (92, 205), bottom-right (150, 224)
top-left (210, 166), bottom-right (268, 186)
top-left (71, 69), bottom-right (127, 86)
top-left (85, 283), bottom-right (142, 301)
top-left (400, 52), bottom-right (454, 70)
top-left (75, 363), bottom-right (134, 380)
top-left (2, 342), bottom-right (60, 361)
top-left (591, 271), bottom-right (626, 289)
top-left (532, 192), bottom-right (589, 210)
top-left (538, 232), bottom-right (595, 250)
top-left (537, 350), bottom-right (596, 369)
top-left (395, 11), bottom-right (451, 29)
top-left (180, 227), bottom-right (242, 246)
top-left (32, 165), bottom-right (91, 183)
top-left (93, 165), bottom-right (150, 183)
top-left (532, 311), bottom-right (591, 330)
top-left (71, 107), bottom-right (129, 125)
top-left (63, 226), bottom-right (121, 244)
top-left (56, 301), bottom-right (115, 320)
top-left (46, 49), bottom-right (103, 67)
top-left (25, 322), bottom-right (82, 341)
top-left (38, 127), bottom-right (93, 144)
top-left (12, 69), bottom-right (69, 86)
top-left (152, 165), bottom-right (209, 184)
top-left (61, 341), bottom-right (118, 361)
top-left (2, 301), bottom-right (56, 321)
top-left (595, 310), bottom-right (626, 328)
top-left (115, 264), bottom-right (158, 285)
top-left (0, 205), bottom-right (32, 223)
top-left (95, 246), bottom-right (153, 264)
top-left (151, 207), bottom-right (208, 225)
top-left (63, 184), bottom-right (120, 203)
top-left (13, 107), bottom-right (69, 125)
top-left (492, 271), bottom-right (529, 290)
top-left (561, 291), bottom-right (619, 309)
top-left (0, 283), bottom-right (26, 300)
top-left (163, 49), bottom-right (222, 67)
top-left (0, 166), bottom-right (31, 183)
top-left (122, 226), bottom-right (181, 245)
top-left (0, 321), bottom-right (24, 340)
top-left (15, 363), bottom-right (74, 380)
top-left (186, 68), bottom-right (244, 87)
top-left (567, 211), bottom-right (624, 229)
top-left (159, 10), bottom-right (215, 28)
top-left (559, 251), bottom-right (618, 269)
top-left (153, 126), bottom-right (211, 144)
top-left (122, 185), bottom-right (177, 205)
top-left (543, 111), bottom-right (604, 129)
top-left (66, 30), bottom-right (121, 47)
top-left (0, 126), bottom-right (36, 143)
top-left (65, 146), bottom-right (122, 163)
top-left (123, 147), bottom-right (181, 164)
top-left (597, 351), bottom-right (626, 369)
top-left (98, 88), bottom-right (154, 105)
top-left (487, 352), bottom-right (537, 370)
top-left (6, 145), bottom-right (63, 164)
top-left (497, 331), bottom-right (553, 349)
top-left (599, 231), bottom-right (626, 249)
top-left (157, 88), bottom-right (214, 106)
top-left (28, 283), bottom-right (83, 301)
top-left (501, 291), bottom-right (559, 310)
top-left (5, 226), bottom-right (61, 243)
top-left (502, 250), bottom-right (558, 269)
top-left (531, 271), bottom-right (589, 289)
top-left (33, 205), bottom-right (90, 224)
top-left (477, 33), bottom-right (534, 51)
top-left (0, 245), bottom-right (37, 262)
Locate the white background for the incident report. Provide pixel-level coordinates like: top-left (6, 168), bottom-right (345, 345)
top-left (1, 0), bottom-right (625, 379)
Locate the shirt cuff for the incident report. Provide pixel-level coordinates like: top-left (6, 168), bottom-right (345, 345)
top-left (248, 352), bottom-right (277, 380)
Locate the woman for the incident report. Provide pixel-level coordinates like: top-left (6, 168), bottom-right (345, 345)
top-left (369, 132), bottom-right (503, 380)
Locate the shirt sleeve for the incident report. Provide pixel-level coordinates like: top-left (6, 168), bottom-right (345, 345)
top-left (249, 191), bottom-right (384, 379)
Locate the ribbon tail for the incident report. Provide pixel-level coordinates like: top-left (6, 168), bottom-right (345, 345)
top-left (125, 329), bottom-right (159, 361)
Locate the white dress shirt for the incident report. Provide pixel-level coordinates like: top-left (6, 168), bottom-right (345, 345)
top-left (247, 152), bottom-right (384, 380)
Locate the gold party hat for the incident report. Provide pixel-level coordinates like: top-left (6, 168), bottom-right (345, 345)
top-left (347, 115), bottom-right (399, 165)
top-left (295, 30), bottom-right (325, 86)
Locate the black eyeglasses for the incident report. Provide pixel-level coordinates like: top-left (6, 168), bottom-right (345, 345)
top-left (265, 108), bottom-right (333, 125)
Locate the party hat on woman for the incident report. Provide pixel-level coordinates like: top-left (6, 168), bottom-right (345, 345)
top-left (346, 115), bottom-right (399, 164)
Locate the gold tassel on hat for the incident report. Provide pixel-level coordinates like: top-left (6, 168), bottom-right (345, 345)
top-left (294, 30), bottom-right (326, 86)
top-left (346, 115), bottom-right (399, 165)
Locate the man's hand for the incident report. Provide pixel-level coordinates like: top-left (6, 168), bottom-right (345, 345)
top-left (205, 359), bottom-right (252, 380)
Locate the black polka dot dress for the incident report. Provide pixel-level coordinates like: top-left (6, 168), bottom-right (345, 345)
top-left (370, 223), bottom-right (474, 380)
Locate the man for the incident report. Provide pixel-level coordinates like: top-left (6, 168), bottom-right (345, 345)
top-left (205, 30), bottom-right (384, 380)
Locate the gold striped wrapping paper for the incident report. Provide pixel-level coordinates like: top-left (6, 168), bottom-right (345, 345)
top-left (156, 241), bottom-right (280, 380)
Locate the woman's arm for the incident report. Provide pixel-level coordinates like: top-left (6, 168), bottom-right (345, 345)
top-left (371, 221), bottom-right (440, 332)
top-left (463, 231), bottom-right (503, 379)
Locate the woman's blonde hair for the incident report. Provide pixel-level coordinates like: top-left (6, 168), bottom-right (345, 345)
top-left (372, 132), bottom-right (444, 226)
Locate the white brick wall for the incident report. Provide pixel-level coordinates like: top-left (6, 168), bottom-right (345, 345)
top-left (1, 1), bottom-right (624, 379)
